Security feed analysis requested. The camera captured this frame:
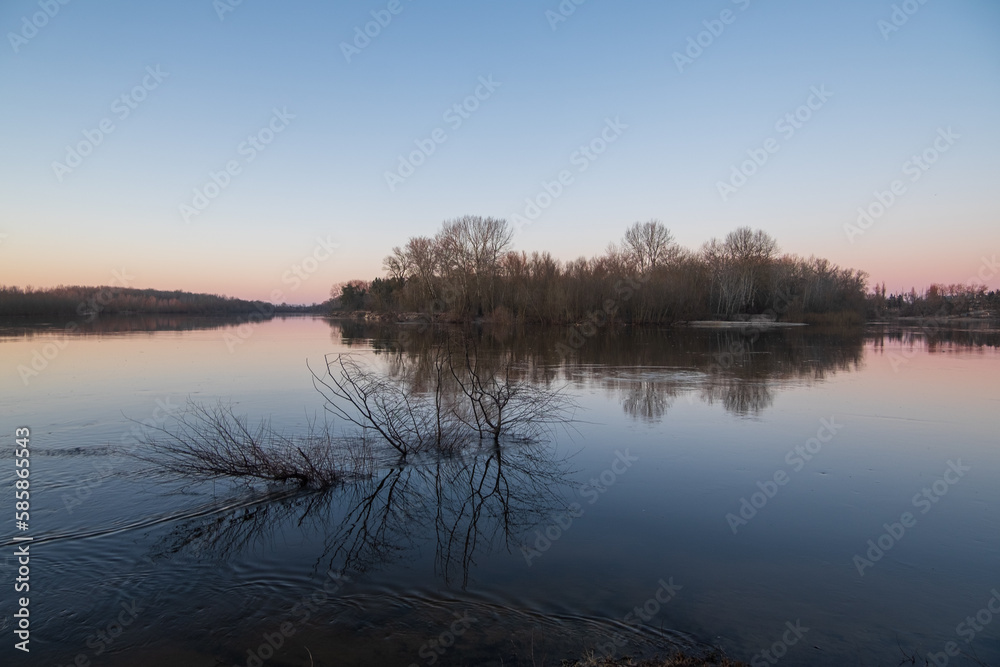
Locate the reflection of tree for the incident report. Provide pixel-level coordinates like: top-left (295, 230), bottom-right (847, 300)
top-left (154, 440), bottom-right (573, 588)
top-left (699, 378), bottom-right (773, 417)
top-left (597, 374), bottom-right (680, 422)
top-left (326, 321), bottom-right (868, 421)
top-left (869, 324), bottom-right (1000, 352)
top-left (620, 380), bottom-right (673, 422)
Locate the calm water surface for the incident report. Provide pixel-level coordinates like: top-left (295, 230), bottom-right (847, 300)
top-left (1, 316), bottom-right (998, 666)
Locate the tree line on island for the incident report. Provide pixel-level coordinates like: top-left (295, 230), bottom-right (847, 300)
top-left (334, 216), bottom-right (873, 324)
top-left (333, 216), bottom-right (998, 324)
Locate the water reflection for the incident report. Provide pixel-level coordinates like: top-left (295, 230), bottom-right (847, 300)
top-left (0, 313), bottom-right (299, 338)
top-left (869, 321), bottom-right (1000, 351)
top-left (620, 376), bottom-right (676, 421)
top-left (4, 315), bottom-right (997, 666)
top-left (329, 321), bottom-right (869, 420)
top-left (154, 439), bottom-right (573, 588)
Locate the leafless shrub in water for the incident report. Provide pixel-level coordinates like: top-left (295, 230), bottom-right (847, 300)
top-left (132, 401), bottom-right (373, 489)
top-left (447, 335), bottom-right (572, 445)
top-left (310, 336), bottom-right (572, 457)
top-left (309, 351), bottom-right (468, 457)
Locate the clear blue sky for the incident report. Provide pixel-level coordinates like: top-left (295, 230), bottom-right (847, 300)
top-left (1, 0), bottom-right (998, 303)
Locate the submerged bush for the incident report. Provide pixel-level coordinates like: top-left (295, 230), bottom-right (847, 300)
top-left (310, 339), bottom-right (572, 457)
top-left (133, 401), bottom-right (373, 489)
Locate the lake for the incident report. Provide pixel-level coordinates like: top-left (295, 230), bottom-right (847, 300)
top-left (1, 316), bottom-right (998, 666)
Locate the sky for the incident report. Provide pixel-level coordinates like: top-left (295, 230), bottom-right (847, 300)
top-left (1, 0), bottom-right (998, 304)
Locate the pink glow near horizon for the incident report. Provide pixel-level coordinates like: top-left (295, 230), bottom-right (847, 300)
top-left (2, 241), bottom-right (997, 305)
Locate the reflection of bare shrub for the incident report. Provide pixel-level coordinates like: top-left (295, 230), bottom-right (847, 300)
top-left (153, 437), bottom-right (574, 587)
top-left (134, 401), bottom-right (373, 489)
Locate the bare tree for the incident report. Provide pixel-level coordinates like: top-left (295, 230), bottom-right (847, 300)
top-left (622, 220), bottom-right (679, 272)
top-left (723, 226), bottom-right (774, 260)
top-left (447, 335), bottom-right (571, 444)
top-left (433, 215), bottom-right (513, 315)
top-left (702, 227), bottom-right (778, 316)
top-left (725, 227), bottom-right (777, 313)
top-left (382, 246), bottom-right (411, 282)
top-left (404, 236), bottom-right (440, 304)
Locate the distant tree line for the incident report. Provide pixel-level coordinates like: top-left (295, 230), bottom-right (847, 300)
top-left (867, 283), bottom-right (999, 319)
top-left (0, 285), bottom-right (325, 317)
top-left (331, 216), bottom-right (871, 324)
